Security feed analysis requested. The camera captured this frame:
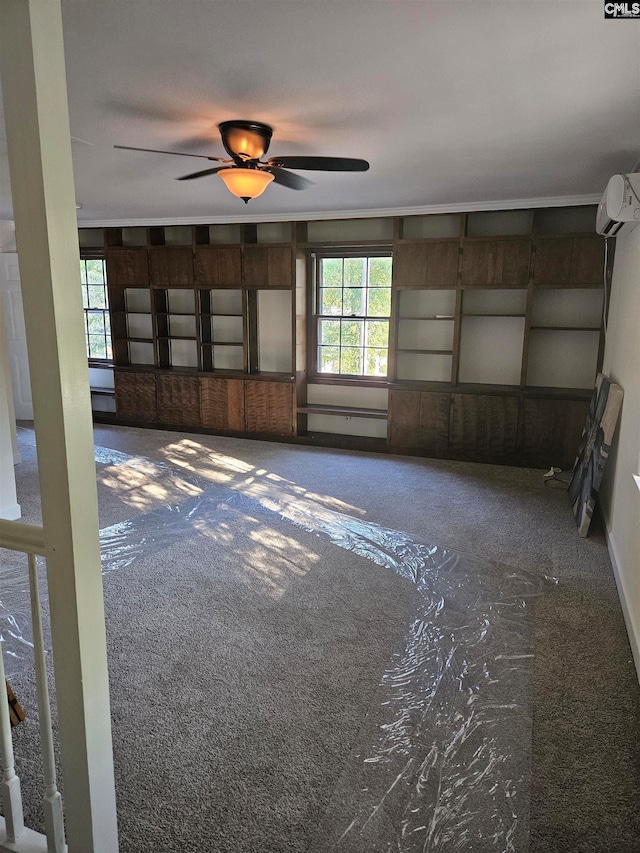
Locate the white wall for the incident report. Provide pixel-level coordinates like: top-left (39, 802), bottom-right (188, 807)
top-left (600, 226), bottom-right (640, 678)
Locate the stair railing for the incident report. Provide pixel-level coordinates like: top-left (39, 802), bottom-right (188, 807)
top-left (0, 518), bottom-right (67, 853)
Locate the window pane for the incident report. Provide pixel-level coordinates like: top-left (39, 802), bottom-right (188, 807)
top-left (88, 285), bottom-right (106, 309)
top-left (81, 285), bottom-right (89, 309)
top-left (318, 346), bottom-right (341, 373)
top-left (321, 258), bottom-right (343, 287)
top-left (319, 319), bottom-right (340, 345)
top-left (86, 259), bottom-right (106, 284)
top-left (344, 257), bottom-right (364, 288)
top-left (365, 348), bottom-right (388, 377)
top-left (88, 336), bottom-right (107, 359)
top-left (340, 347), bottom-right (363, 375)
top-left (341, 319), bottom-right (364, 346)
top-left (320, 288), bottom-right (343, 315)
top-left (87, 311), bottom-right (105, 334)
top-left (343, 288), bottom-right (365, 316)
top-left (368, 257), bottom-right (392, 287)
top-left (365, 320), bottom-right (389, 348)
top-left (80, 263), bottom-right (87, 285)
top-left (367, 287), bottom-right (391, 317)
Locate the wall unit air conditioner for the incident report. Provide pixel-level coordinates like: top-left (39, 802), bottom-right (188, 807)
top-left (596, 173), bottom-right (640, 237)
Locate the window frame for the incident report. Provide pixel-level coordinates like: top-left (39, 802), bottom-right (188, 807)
top-left (309, 249), bottom-right (393, 382)
top-left (80, 252), bottom-right (113, 366)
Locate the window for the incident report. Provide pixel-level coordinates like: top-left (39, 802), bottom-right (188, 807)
top-left (314, 254), bottom-right (392, 377)
top-left (80, 258), bottom-right (112, 361)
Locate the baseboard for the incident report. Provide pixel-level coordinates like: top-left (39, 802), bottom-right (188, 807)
top-left (605, 527), bottom-right (640, 684)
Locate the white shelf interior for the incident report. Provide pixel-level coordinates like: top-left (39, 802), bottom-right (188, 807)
top-left (211, 315), bottom-right (243, 342)
top-left (258, 290), bottom-right (292, 373)
top-left (458, 316), bottom-right (525, 385)
top-left (127, 313), bottom-right (153, 339)
top-left (163, 225), bottom-right (192, 246)
top-left (169, 338), bottom-right (198, 368)
top-left (401, 214), bottom-right (461, 239)
top-left (306, 218), bottom-right (393, 242)
top-left (213, 345), bottom-right (244, 371)
top-left (167, 289), bottom-right (195, 313)
top-left (462, 289), bottom-right (527, 315)
top-left (526, 330), bottom-right (600, 388)
top-left (121, 227), bottom-right (147, 247)
top-left (466, 210), bottom-right (533, 236)
top-left (78, 228), bottom-right (103, 248)
top-left (125, 288), bottom-right (151, 312)
top-left (396, 352), bottom-right (452, 382)
top-left (128, 341), bottom-right (154, 365)
top-left (397, 319), bottom-right (454, 351)
top-left (168, 314), bottom-right (196, 337)
top-left (208, 224), bottom-right (242, 244)
top-left (256, 222), bottom-right (291, 243)
top-left (210, 289), bottom-right (242, 314)
top-left (531, 288), bottom-right (603, 328)
top-left (398, 289), bottom-right (456, 318)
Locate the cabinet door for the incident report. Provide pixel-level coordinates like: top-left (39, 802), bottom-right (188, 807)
top-left (394, 242), bottom-right (459, 289)
top-left (244, 380), bottom-right (294, 435)
top-left (388, 389), bottom-right (421, 446)
top-left (243, 246), bottom-right (292, 288)
top-left (570, 236), bottom-right (605, 286)
top-left (394, 245), bottom-right (429, 288)
top-left (460, 242), bottom-right (495, 286)
top-left (494, 239), bottom-right (531, 287)
top-left (483, 395), bottom-right (519, 464)
top-left (156, 374), bottom-right (201, 427)
top-left (388, 389), bottom-right (450, 452)
top-left (148, 247), bottom-right (194, 288)
top-left (200, 377), bottom-right (245, 431)
top-left (114, 370), bottom-right (157, 422)
top-left (194, 246), bottom-right (242, 288)
top-left (106, 249), bottom-right (149, 287)
top-left (419, 391), bottom-right (451, 453)
top-left (449, 394), bottom-right (486, 459)
top-left (449, 394), bottom-right (519, 462)
top-left (520, 398), bottom-right (588, 469)
top-left (533, 238), bottom-right (573, 286)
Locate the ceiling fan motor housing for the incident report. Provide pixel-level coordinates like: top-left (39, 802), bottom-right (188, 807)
top-left (218, 120), bottom-right (273, 162)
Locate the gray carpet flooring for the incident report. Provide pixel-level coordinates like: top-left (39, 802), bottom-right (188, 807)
top-left (4, 424), bottom-right (640, 852)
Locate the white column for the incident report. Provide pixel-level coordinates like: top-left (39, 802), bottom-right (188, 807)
top-left (0, 2), bottom-right (119, 852)
top-left (0, 293), bottom-right (20, 519)
top-left (0, 291), bottom-right (20, 464)
top-left (0, 254), bottom-right (34, 423)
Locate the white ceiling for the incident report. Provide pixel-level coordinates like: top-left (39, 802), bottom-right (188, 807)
top-left (2, 0), bottom-right (639, 224)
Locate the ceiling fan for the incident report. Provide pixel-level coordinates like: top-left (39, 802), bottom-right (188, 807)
top-left (115, 119), bottom-right (370, 204)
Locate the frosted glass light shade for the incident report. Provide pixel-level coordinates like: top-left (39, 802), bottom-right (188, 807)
top-left (218, 168), bottom-right (274, 202)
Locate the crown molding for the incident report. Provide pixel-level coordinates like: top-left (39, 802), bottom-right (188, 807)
top-left (78, 193), bottom-right (602, 228)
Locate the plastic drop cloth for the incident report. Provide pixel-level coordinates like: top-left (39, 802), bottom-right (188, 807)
top-left (1, 433), bottom-right (553, 851)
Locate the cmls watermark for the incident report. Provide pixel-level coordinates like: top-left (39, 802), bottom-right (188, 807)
top-left (604, 2), bottom-right (640, 17)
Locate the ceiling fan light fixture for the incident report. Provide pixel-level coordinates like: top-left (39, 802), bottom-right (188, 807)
top-left (218, 167), bottom-right (274, 203)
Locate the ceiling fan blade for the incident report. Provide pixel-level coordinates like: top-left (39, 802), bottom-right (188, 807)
top-left (114, 144), bottom-right (226, 162)
top-left (266, 167), bottom-right (314, 191)
top-left (266, 156), bottom-right (369, 172)
top-left (176, 166), bottom-right (227, 181)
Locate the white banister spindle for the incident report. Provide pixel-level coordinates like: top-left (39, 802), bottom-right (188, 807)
top-left (28, 554), bottom-right (67, 853)
top-left (0, 629), bottom-right (24, 843)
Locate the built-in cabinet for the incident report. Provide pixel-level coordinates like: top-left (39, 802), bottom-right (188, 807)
top-left (81, 204), bottom-right (606, 468)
